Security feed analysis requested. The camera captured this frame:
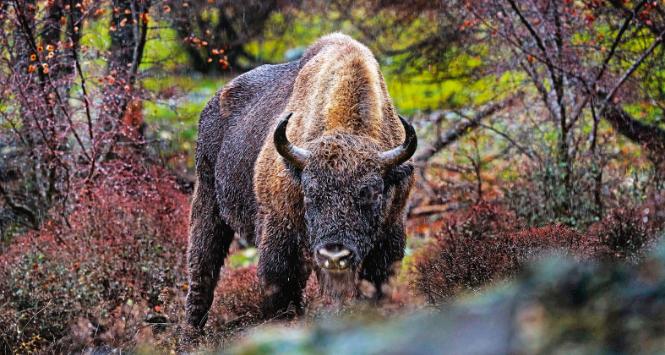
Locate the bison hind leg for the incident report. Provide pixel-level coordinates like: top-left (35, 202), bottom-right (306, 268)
top-left (185, 157), bottom-right (235, 331)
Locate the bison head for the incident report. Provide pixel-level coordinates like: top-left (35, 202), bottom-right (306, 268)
top-left (274, 113), bottom-right (416, 296)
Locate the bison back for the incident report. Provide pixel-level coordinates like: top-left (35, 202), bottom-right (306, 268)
top-left (196, 61), bottom-right (299, 244)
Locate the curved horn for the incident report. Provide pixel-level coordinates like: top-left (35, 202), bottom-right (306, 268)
top-left (379, 115), bottom-right (417, 168)
top-left (274, 112), bottom-right (310, 170)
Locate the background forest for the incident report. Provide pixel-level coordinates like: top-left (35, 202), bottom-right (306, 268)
top-left (1, 0), bottom-right (664, 353)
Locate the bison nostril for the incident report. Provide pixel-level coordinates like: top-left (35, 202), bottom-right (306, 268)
top-left (317, 244), bottom-right (353, 270)
top-left (318, 247), bottom-right (351, 261)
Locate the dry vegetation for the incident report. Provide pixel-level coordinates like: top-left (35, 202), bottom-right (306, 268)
top-left (1, 0), bottom-right (665, 353)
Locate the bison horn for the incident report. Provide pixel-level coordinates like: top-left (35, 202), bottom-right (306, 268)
top-left (379, 115), bottom-right (417, 168)
top-left (274, 112), bottom-right (310, 170)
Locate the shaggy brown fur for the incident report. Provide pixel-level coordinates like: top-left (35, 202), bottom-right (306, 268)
top-left (185, 33), bottom-right (415, 330)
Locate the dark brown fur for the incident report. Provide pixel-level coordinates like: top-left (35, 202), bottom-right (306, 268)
top-left (185, 34), bottom-right (414, 329)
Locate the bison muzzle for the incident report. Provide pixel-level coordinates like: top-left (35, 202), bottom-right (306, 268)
top-left (185, 33), bottom-right (417, 330)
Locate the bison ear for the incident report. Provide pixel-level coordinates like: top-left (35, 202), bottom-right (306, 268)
top-left (384, 163), bottom-right (414, 190)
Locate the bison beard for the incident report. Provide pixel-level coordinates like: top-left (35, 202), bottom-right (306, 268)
top-left (317, 269), bottom-right (358, 300)
top-left (184, 33), bottom-right (416, 332)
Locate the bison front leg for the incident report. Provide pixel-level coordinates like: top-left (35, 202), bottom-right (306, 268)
top-left (360, 224), bottom-right (406, 300)
top-left (185, 161), bottom-right (234, 330)
top-left (257, 217), bottom-right (309, 318)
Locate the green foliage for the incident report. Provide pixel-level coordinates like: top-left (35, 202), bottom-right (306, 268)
top-left (81, 15), bottom-right (187, 71)
top-left (140, 22), bottom-right (189, 71)
top-left (227, 247), bottom-right (258, 268)
top-left (244, 12), bottom-right (339, 63)
top-left (243, 10), bottom-right (518, 114)
top-left (384, 67), bottom-right (522, 114)
top-left (142, 75), bottom-right (225, 167)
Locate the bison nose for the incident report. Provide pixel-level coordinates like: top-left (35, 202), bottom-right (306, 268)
top-left (317, 243), bottom-right (353, 270)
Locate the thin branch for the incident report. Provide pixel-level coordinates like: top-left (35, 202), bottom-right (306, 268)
top-left (11, 0), bottom-right (92, 163)
top-left (68, 0), bottom-right (93, 142)
top-left (476, 121), bottom-right (539, 162)
top-left (566, 1), bottom-right (646, 129)
top-left (600, 28), bottom-right (665, 108)
top-left (589, 96), bottom-right (600, 153)
top-left (414, 95), bottom-right (519, 163)
top-left (595, 2), bottom-right (644, 85)
top-left (506, 0), bottom-right (550, 61)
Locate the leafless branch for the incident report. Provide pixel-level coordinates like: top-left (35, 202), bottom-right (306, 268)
top-left (601, 28), bottom-right (665, 107)
top-left (414, 95), bottom-right (519, 163)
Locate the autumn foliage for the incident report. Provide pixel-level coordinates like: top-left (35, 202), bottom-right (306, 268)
top-left (409, 200), bottom-right (665, 304)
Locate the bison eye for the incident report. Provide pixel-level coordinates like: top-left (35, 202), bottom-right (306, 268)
top-left (359, 184), bottom-right (381, 205)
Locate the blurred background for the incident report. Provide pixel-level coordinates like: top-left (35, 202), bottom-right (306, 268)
top-left (0, 0), bottom-right (664, 353)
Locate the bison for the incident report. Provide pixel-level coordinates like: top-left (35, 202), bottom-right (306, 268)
top-left (185, 33), bottom-right (417, 330)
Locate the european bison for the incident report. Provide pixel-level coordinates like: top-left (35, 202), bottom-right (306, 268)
top-left (185, 33), bottom-right (417, 329)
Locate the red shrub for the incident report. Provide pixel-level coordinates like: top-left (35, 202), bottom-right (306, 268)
top-left (211, 266), bottom-right (263, 326)
top-left (409, 192), bottom-right (665, 305)
top-left (209, 266), bottom-right (337, 328)
top-left (509, 224), bottom-right (591, 257)
top-left (0, 160), bottom-right (190, 353)
top-left (587, 207), bottom-right (663, 262)
top-left (409, 203), bottom-right (590, 304)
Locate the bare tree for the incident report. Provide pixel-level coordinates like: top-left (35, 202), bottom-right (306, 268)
top-left (0, 0), bottom-right (154, 235)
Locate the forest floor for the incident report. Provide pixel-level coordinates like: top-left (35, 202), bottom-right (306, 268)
top-left (0, 159), bottom-right (664, 354)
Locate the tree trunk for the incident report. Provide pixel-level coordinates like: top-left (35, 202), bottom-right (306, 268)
top-left (602, 103), bottom-right (665, 167)
top-left (101, 0), bottom-right (150, 157)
